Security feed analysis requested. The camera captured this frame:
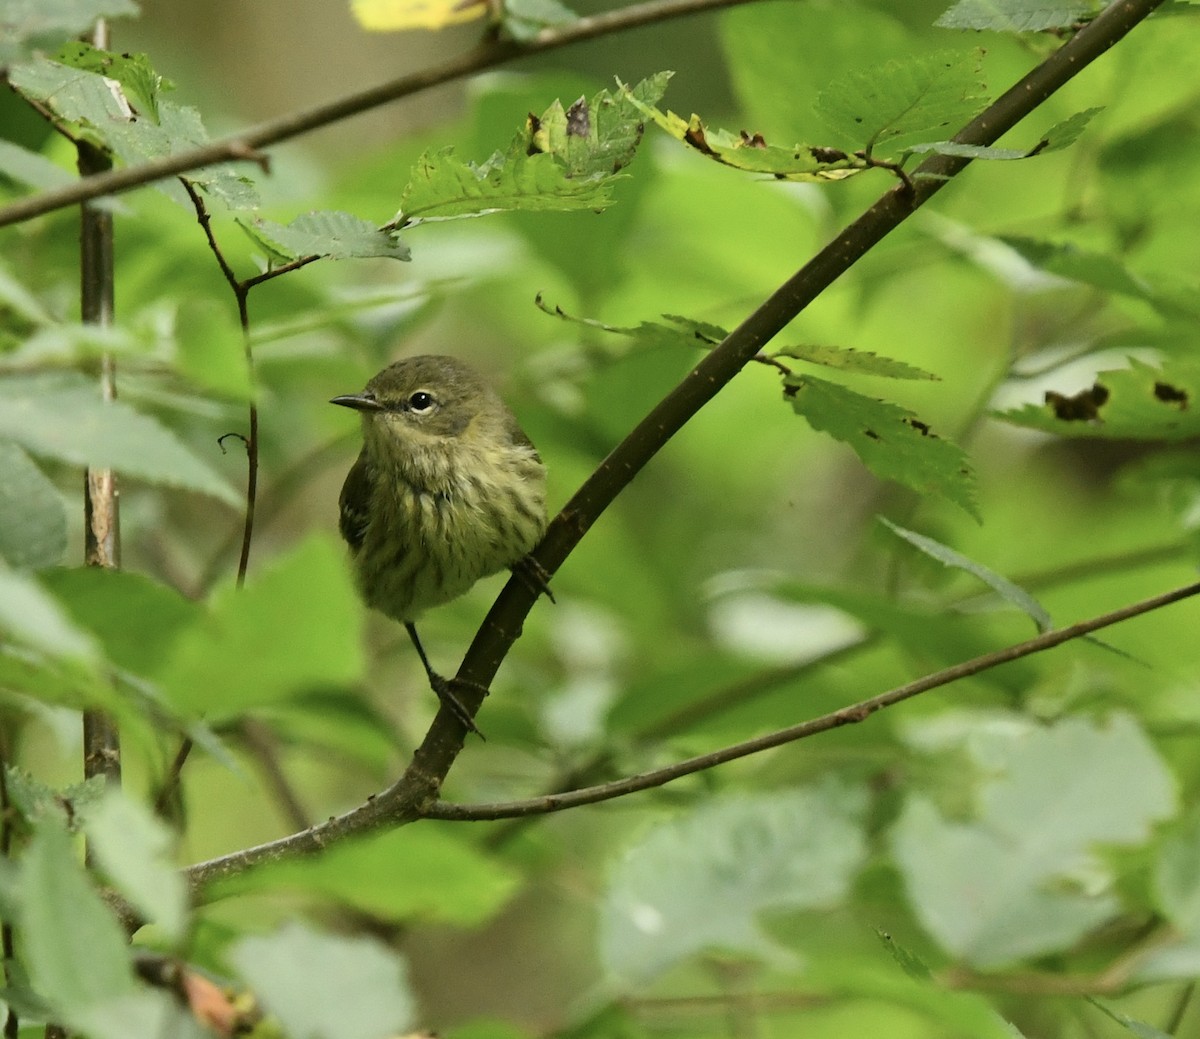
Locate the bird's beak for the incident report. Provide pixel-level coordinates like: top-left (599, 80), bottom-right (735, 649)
top-left (330, 393), bottom-right (385, 412)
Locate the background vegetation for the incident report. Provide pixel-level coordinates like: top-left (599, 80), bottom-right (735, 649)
top-left (3, 0), bottom-right (1200, 1036)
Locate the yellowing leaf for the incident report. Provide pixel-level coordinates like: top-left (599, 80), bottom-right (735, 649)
top-left (618, 83), bottom-right (864, 182)
top-left (351, 0), bottom-right (491, 31)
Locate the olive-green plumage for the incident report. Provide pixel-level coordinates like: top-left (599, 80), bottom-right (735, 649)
top-left (332, 355), bottom-right (548, 624)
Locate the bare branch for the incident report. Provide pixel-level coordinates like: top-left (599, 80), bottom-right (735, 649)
top-left (0, 0), bottom-right (762, 228)
top-left (424, 579), bottom-right (1200, 821)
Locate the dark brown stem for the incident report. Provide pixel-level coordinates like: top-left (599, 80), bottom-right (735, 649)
top-left (79, 17), bottom-right (121, 791)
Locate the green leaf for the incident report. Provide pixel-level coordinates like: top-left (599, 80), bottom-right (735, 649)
top-left (599, 785), bottom-right (868, 983)
top-left (1085, 998), bottom-right (1173, 1039)
top-left (228, 920), bottom-right (415, 1039)
top-left (20, 820), bottom-right (137, 1015)
top-left (0, 567), bottom-right (99, 667)
top-left (875, 929), bottom-right (933, 981)
top-left (878, 518), bottom-right (1052, 632)
top-left (935, 0), bottom-right (1095, 32)
top-left (815, 51), bottom-right (988, 160)
top-left (784, 373), bottom-right (978, 519)
top-left (83, 790), bottom-right (188, 942)
top-left (156, 535), bottom-right (365, 718)
top-left (619, 83), bottom-right (865, 182)
top-left (907, 108), bottom-right (1103, 162)
top-left (1155, 811), bottom-right (1200, 934)
top-left (396, 74), bottom-right (668, 223)
top-left (772, 343), bottom-right (939, 380)
top-left (0, 0), bottom-right (138, 63)
top-left (0, 372), bottom-right (239, 505)
top-left (237, 210), bottom-right (410, 264)
top-left (7, 55), bottom-right (257, 211)
top-left (207, 827), bottom-right (518, 925)
top-left (893, 714), bottom-right (1175, 966)
top-left (0, 442), bottom-right (66, 569)
top-left (55, 41), bottom-right (167, 120)
top-left (995, 358), bottom-right (1200, 440)
top-left (39, 567), bottom-right (197, 676)
top-left (5, 771), bottom-right (106, 833)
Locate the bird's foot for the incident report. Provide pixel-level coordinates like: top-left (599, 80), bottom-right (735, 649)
top-left (512, 555), bottom-right (556, 604)
top-left (428, 670), bottom-right (487, 740)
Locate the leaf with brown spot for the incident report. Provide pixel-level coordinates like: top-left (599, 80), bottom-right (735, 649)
top-left (618, 81), bottom-right (866, 182)
top-left (997, 359), bottom-right (1200, 440)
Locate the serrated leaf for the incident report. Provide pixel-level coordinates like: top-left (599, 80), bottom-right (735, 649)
top-left (879, 518), bottom-right (1051, 632)
top-left (20, 820), bottom-right (137, 1015)
top-left (536, 296), bottom-right (726, 353)
top-left (908, 109), bottom-right (1103, 162)
top-left (600, 786), bottom-right (867, 983)
top-left (816, 51), bottom-right (988, 160)
top-left (396, 74), bottom-right (668, 223)
top-left (784, 374), bottom-right (978, 518)
top-left (995, 358), bottom-right (1200, 440)
top-left (935, 0), bottom-right (1095, 32)
top-left (55, 41), bottom-right (167, 120)
top-left (773, 343), bottom-right (939, 380)
top-left (237, 210), bottom-right (410, 263)
top-left (156, 535), bottom-right (365, 718)
top-left (350, 0), bottom-right (489, 30)
top-left (0, 372), bottom-right (239, 504)
top-left (5, 771), bottom-right (106, 828)
top-left (620, 83), bottom-right (864, 182)
top-left (206, 827), bottom-right (518, 925)
top-left (228, 921), bottom-right (415, 1039)
top-left (7, 56), bottom-right (257, 211)
top-left (0, 442), bottom-right (66, 569)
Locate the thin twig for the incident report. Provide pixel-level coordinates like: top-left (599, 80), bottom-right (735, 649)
top-left (423, 579), bottom-right (1200, 821)
top-left (182, 576), bottom-right (1200, 892)
top-left (181, 181), bottom-right (258, 588)
top-left (0, 0), bottom-right (763, 228)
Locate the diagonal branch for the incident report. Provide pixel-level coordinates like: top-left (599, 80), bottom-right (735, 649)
top-left (179, 0), bottom-right (1166, 896)
top-left (402, 0), bottom-right (1168, 778)
top-left (0, 0), bottom-right (761, 229)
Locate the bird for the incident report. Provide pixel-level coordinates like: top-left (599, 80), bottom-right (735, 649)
top-left (331, 354), bottom-right (549, 734)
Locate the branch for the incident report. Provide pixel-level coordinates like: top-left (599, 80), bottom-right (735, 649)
top-left (180, 0), bottom-right (1165, 895)
top-left (401, 0), bottom-right (1168, 778)
top-left (423, 579), bottom-right (1200, 821)
top-left (183, 575), bottom-right (1200, 893)
top-left (0, 0), bottom-right (760, 228)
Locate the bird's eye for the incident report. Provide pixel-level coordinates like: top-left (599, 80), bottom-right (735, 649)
top-left (407, 391), bottom-right (435, 413)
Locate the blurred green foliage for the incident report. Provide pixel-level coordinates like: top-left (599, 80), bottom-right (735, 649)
top-left (3, 0), bottom-right (1200, 1037)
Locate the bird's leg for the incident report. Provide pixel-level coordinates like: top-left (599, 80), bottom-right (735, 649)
top-left (404, 622), bottom-right (486, 739)
top-left (511, 555), bottom-right (556, 604)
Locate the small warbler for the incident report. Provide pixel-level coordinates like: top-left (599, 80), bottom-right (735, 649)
top-left (331, 355), bottom-right (549, 733)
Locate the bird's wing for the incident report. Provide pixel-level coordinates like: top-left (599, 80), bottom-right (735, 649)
top-left (338, 451), bottom-right (373, 553)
